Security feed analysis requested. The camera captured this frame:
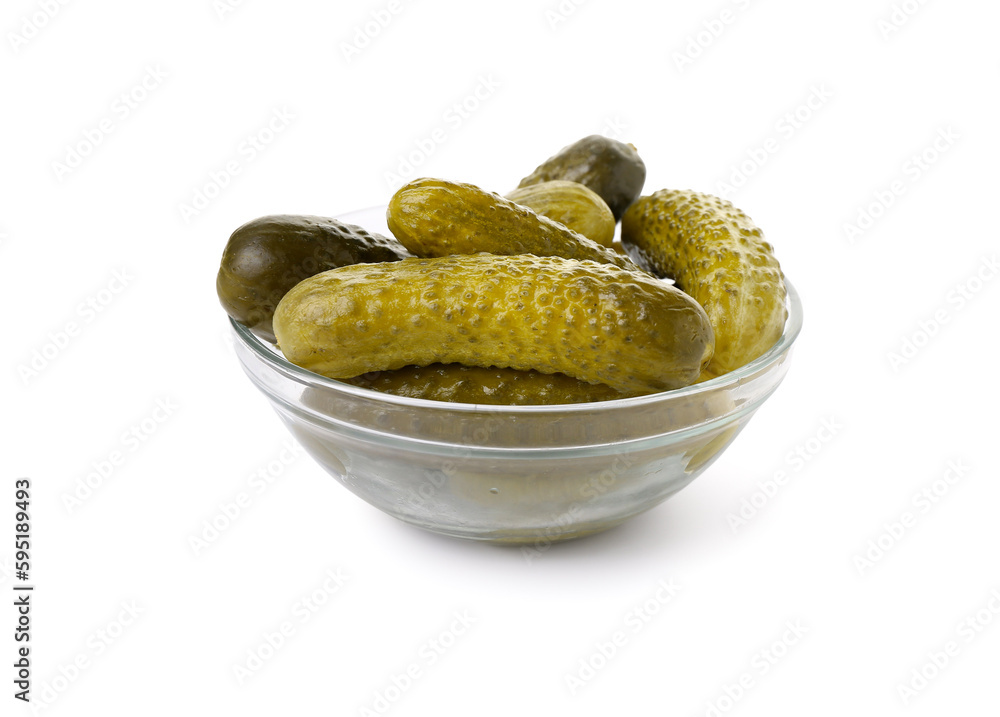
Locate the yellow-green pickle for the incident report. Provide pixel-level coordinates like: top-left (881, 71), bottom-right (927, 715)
top-left (505, 180), bottom-right (616, 247)
top-left (387, 177), bottom-right (639, 271)
top-left (346, 365), bottom-right (636, 405)
top-left (273, 253), bottom-right (714, 394)
top-left (621, 189), bottom-right (787, 376)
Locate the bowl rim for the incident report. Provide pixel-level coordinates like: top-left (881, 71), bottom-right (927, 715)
top-left (229, 274), bottom-right (802, 414)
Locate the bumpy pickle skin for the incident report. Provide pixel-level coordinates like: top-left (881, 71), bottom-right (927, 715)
top-left (620, 189), bottom-right (787, 376)
top-left (216, 214), bottom-right (412, 343)
top-left (516, 135), bottom-right (646, 221)
top-left (386, 178), bottom-right (640, 272)
top-left (505, 180), bottom-right (616, 248)
top-left (273, 254), bottom-right (714, 394)
top-left (346, 364), bottom-right (639, 405)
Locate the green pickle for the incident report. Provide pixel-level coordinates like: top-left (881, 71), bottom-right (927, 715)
top-left (346, 364), bottom-right (637, 405)
top-left (216, 214), bottom-right (412, 343)
top-left (386, 178), bottom-right (639, 272)
top-left (516, 135), bottom-right (646, 221)
top-left (505, 180), bottom-right (616, 248)
top-left (273, 253), bottom-right (714, 394)
top-left (621, 189), bottom-right (787, 376)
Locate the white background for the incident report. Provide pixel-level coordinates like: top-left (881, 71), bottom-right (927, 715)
top-left (3, 0), bottom-right (999, 714)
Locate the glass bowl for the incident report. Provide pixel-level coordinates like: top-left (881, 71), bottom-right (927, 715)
top-left (227, 208), bottom-right (803, 544)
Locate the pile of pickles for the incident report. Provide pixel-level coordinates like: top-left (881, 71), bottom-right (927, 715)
top-left (217, 135), bottom-right (787, 405)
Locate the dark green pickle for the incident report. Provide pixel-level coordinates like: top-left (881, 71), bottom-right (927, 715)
top-left (516, 135), bottom-right (647, 221)
top-left (216, 214), bottom-right (412, 343)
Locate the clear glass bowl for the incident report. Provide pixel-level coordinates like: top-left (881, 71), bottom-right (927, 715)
top-left (227, 208), bottom-right (803, 544)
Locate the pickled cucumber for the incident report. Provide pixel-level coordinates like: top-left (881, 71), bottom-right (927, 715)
top-left (346, 365), bottom-right (637, 405)
top-left (621, 189), bottom-right (786, 375)
top-left (386, 178), bottom-right (639, 272)
top-left (273, 253), bottom-right (714, 394)
top-left (516, 135), bottom-right (646, 221)
top-left (217, 214), bottom-right (412, 343)
top-left (506, 180), bottom-right (616, 248)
